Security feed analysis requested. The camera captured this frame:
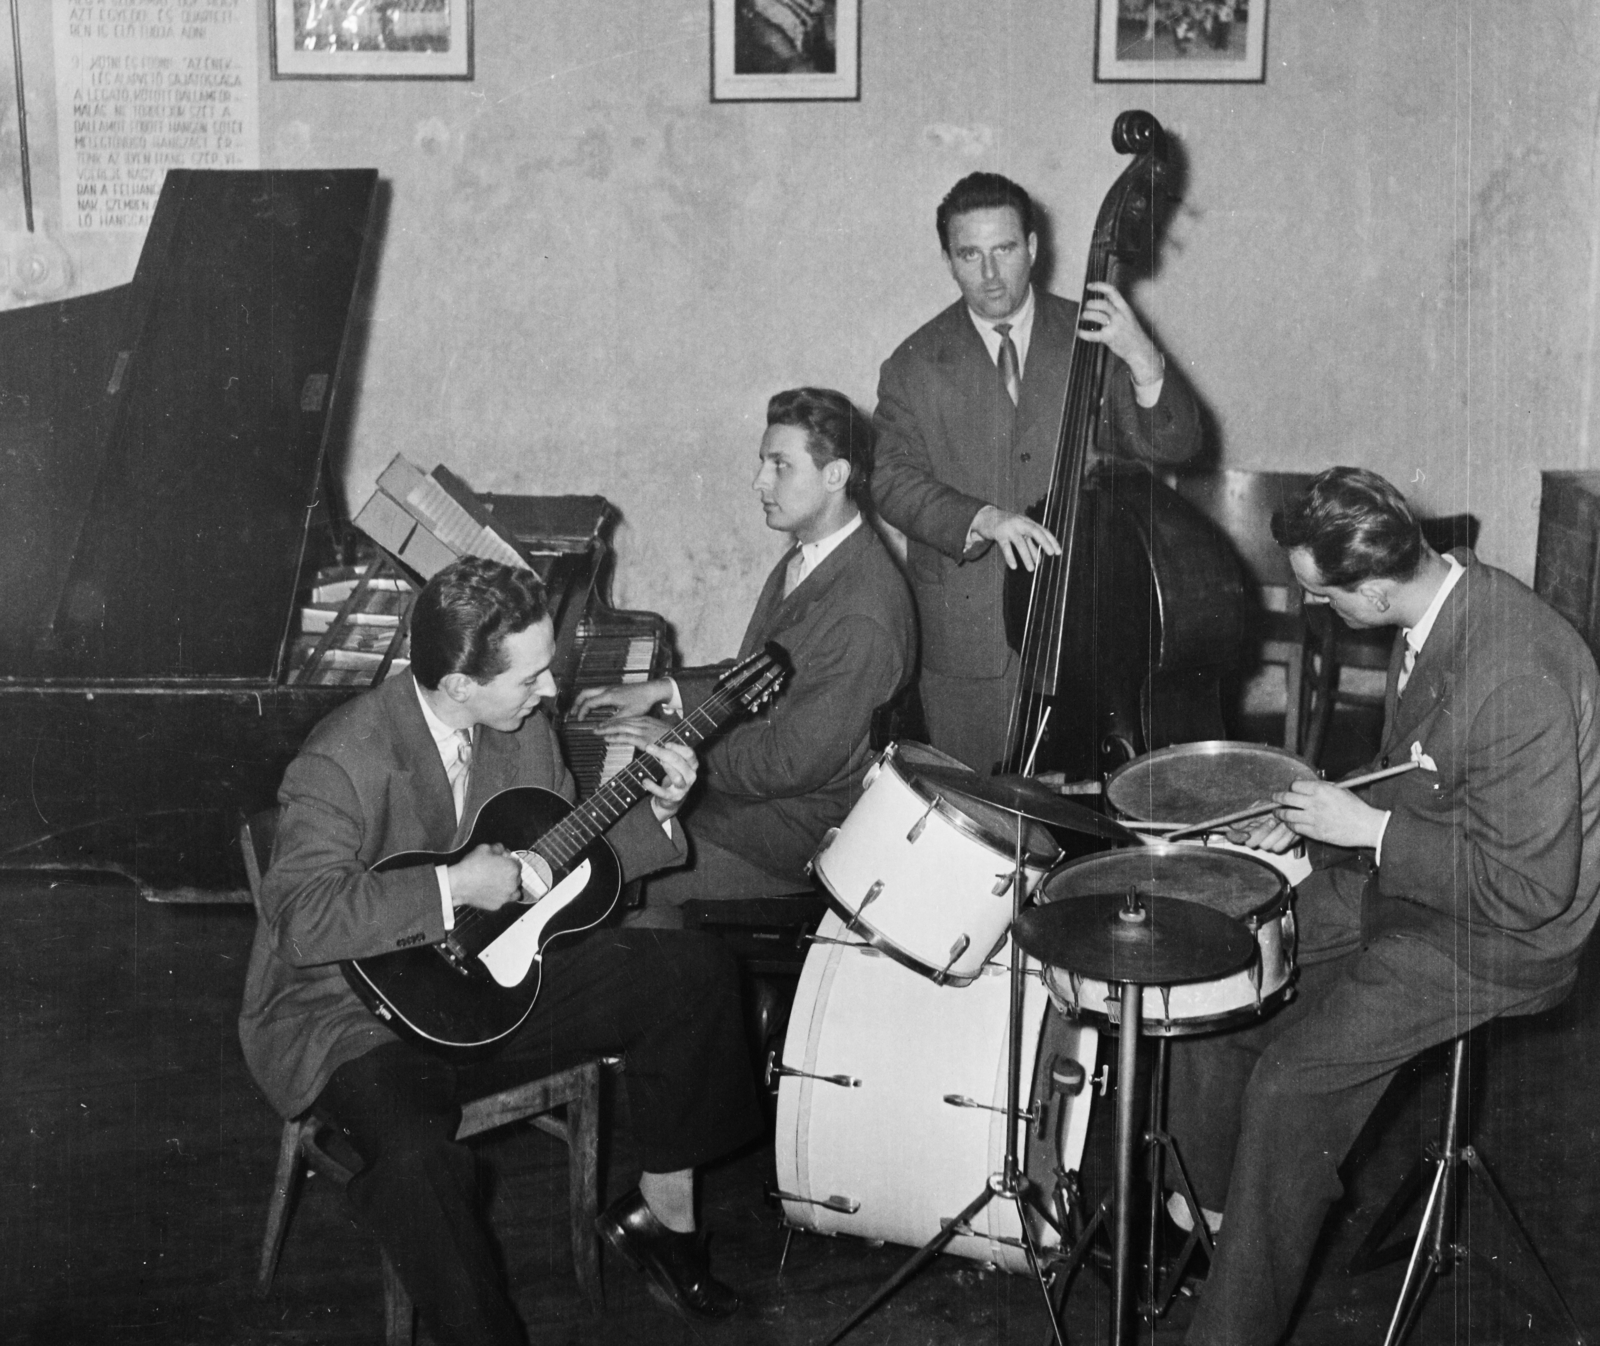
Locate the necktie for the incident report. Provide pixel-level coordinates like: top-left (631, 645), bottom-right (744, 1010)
top-left (447, 728), bottom-right (473, 820)
top-left (1397, 640), bottom-right (1417, 697)
top-left (995, 322), bottom-right (1021, 406)
top-left (783, 547), bottom-right (808, 599)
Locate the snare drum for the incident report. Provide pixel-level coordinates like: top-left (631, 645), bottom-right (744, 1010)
top-left (772, 912), bottom-right (1097, 1272)
top-left (1106, 740), bottom-right (1316, 888)
top-left (810, 742), bottom-right (1059, 985)
top-left (1037, 844), bottom-right (1295, 1035)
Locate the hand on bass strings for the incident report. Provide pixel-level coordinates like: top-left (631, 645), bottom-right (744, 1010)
top-left (592, 715), bottom-right (701, 821)
top-left (571, 678), bottom-right (672, 721)
top-left (971, 504), bottom-right (1061, 571)
top-left (448, 843), bottom-right (524, 911)
top-left (1077, 282), bottom-right (1165, 389)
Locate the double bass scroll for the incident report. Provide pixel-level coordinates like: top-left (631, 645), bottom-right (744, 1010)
top-left (1001, 112), bottom-right (1246, 782)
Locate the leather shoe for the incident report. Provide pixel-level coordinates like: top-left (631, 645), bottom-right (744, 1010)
top-left (596, 1188), bottom-right (741, 1320)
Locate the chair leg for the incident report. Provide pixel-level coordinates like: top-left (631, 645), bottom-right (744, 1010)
top-left (567, 1063), bottom-right (604, 1314)
top-left (257, 1120), bottom-right (310, 1296)
top-left (381, 1249), bottom-right (415, 1346)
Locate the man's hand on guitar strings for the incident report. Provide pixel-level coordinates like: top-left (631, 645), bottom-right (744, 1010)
top-left (448, 843), bottom-right (523, 911)
top-left (594, 715), bottom-right (700, 821)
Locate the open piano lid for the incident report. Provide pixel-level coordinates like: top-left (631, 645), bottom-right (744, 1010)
top-left (0, 169), bottom-right (378, 683)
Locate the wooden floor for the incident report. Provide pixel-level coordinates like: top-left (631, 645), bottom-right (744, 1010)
top-left (5, 715), bottom-right (1600, 1344)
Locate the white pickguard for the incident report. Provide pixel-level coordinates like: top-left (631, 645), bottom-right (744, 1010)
top-left (477, 857), bottom-right (593, 988)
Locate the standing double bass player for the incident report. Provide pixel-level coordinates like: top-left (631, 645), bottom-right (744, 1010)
top-left (871, 169), bottom-right (1202, 775)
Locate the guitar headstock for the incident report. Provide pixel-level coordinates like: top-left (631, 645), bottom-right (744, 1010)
top-left (716, 641), bottom-right (791, 712)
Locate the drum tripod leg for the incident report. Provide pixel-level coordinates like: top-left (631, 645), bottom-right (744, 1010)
top-left (1143, 1037), bottom-right (1216, 1320)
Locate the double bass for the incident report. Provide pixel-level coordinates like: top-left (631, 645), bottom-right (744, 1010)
top-left (1002, 112), bottom-right (1247, 780)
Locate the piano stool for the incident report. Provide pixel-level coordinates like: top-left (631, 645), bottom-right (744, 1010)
top-left (240, 812), bottom-right (605, 1342)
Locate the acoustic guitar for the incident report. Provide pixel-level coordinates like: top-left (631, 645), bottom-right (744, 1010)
top-left (343, 644), bottom-right (789, 1053)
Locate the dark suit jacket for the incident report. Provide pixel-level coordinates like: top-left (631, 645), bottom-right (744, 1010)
top-left (675, 519), bottom-right (915, 885)
top-left (871, 290), bottom-right (1201, 678)
top-left (1304, 553), bottom-right (1600, 1003)
top-left (238, 671), bottom-right (685, 1119)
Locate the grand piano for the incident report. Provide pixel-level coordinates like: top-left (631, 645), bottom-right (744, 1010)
top-left (0, 170), bottom-right (666, 897)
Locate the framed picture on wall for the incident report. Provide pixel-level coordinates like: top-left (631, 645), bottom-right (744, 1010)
top-left (271, 0), bottom-right (474, 80)
top-left (1095, 0), bottom-right (1267, 83)
top-left (711, 0), bottom-right (860, 103)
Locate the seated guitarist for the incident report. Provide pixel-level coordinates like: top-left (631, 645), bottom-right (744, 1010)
top-left (238, 557), bottom-right (762, 1343)
top-left (573, 387), bottom-right (916, 922)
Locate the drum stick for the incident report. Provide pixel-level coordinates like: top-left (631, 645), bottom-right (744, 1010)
top-left (1163, 761), bottom-right (1422, 841)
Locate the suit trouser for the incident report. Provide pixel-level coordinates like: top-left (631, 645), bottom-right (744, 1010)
top-left (919, 653), bottom-right (1019, 775)
top-left (1167, 922), bottom-right (1546, 1346)
top-left (314, 928), bottom-right (761, 1346)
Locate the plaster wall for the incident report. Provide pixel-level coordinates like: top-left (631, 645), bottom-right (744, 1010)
top-left (6, 1), bottom-right (1599, 662)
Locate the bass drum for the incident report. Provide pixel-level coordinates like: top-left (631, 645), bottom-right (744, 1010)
top-left (773, 911), bottom-right (1097, 1272)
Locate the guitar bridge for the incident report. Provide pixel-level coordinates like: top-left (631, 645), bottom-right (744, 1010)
top-left (434, 940), bottom-right (482, 980)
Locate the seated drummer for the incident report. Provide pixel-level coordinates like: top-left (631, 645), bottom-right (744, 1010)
top-left (238, 557), bottom-right (763, 1342)
top-left (1164, 468), bottom-right (1600, 1346)
top-left (573, 387), bottom-right (916, 922)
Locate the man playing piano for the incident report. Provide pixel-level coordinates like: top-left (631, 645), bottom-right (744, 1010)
top-left (573, 386), bottom-right (916, 921)
top-left (239, 557), bottom-right (762, 1343)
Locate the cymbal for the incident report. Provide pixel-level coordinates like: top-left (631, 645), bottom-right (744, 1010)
top-left (1013, 891), bottom-right (1257, 985)
top-left (913, 766), bottom-right (1139, 843)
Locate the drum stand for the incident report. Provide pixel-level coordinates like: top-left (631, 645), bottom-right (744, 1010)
top-left (820, 814), bottom-right (1069, 1346)
top-left (1012, 888), bottom-right (1259, 1346)
top-left (1346, 1033), bottom-right (1589, 1346)
top-left (1043, 981), bottom-right (1216, 1345)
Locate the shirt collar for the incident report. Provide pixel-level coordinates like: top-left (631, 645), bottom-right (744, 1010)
top-left (413, 676), bottom-right (471, 757)
top-left (966, 285), bottom-right (1037, 371)
top-left (797, 512), bottom-right (863, 575)
top-left (1404, 554), bottom-right (1465, 656)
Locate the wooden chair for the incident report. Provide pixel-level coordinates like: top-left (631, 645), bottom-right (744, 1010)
top-left (1173, 470), bottom-right (1333, 761)
top-left (1173, 472), bottom-right (1479, 768)
top-left (240, 811), bottom-right (604, 1344)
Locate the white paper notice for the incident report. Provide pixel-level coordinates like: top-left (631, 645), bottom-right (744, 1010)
top-left (55, 1), bottom-right (259, 233)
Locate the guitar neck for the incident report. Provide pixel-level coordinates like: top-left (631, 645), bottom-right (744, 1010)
top-left (534, 683), bottom-right (745, 869)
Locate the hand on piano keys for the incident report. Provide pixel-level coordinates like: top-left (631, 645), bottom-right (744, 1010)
top-left (561, 677), bottom-right (675, 795)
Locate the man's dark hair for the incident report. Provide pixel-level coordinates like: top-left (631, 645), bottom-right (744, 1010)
top-left (767, 386), bottom-right (875, 507)
top-left (409, 557), bottom-right (549, 690)
top-left (1270, 467), bottom-right (1425, 587)
top-left (936, 173), bottom-right (1035, 253)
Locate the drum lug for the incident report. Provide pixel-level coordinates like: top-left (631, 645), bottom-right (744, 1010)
top-left (906, 798), bottom-right (937, 843)
top-left (805, 827), bottom-right (839, 877)
top-left (769, 1184), bottom-right (861, 1216)
top-left (1091, 1065), bottom-right (1111, 1097)
top-left (932, 934), bottom-right (971, 984)
top-left (944, 1092), bottom-right (1038, 1123)
top-left (992, 870), bottom-right (1016, 897)
top-left (858, 880), bottom-right (884, 912)
top-left (769, 1057), bottom-right (862, 1090)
